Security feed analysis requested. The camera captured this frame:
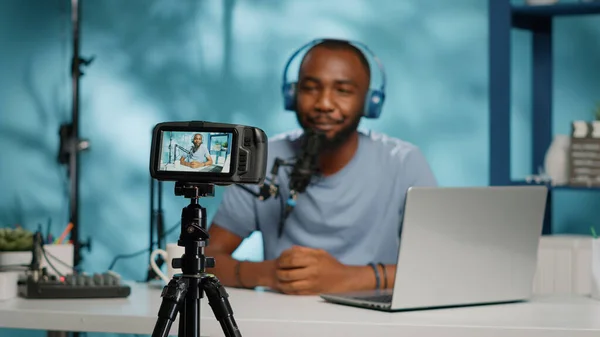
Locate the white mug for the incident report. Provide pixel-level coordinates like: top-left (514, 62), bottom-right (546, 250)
top-left (150, 243), bottom-right (185, 284)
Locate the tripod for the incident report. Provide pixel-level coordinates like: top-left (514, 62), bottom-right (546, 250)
top-left (151, 182), bottom-right (242, 337)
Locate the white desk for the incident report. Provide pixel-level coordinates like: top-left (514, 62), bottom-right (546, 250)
top-left (1, 281), bottom-right (600, 337)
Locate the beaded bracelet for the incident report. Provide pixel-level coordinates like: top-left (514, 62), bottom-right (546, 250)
top-left (234, 260), bottom-right (246, 288)
top-left (378, 262), bottom-right (388, 289)
top-left (368, 262), bottom-right (381, 289)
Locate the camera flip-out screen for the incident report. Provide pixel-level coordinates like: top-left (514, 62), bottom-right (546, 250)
top-left (150, 121), bottom-right (268, 185)
top-left (159, 130), bottom-right (233, 174)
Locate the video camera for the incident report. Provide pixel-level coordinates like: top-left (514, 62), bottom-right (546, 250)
top-left (148, 120), bottom-right (268, 337)
top-left (149, 121), bottom-right (268, 185)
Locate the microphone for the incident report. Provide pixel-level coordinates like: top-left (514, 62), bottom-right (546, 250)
top-left (234, 128), bottom-right (326, 238)
top-left (288, 128), bottom-right (326, 194)
top-left (280, 128), bottom-right (326, 235)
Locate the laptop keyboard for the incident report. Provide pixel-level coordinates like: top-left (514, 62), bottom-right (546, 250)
top-left (352, 293), bottom-right (392, 303)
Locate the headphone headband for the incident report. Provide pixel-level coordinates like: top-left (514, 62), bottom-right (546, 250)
top-left (281, 38), bottom-right (387, 119)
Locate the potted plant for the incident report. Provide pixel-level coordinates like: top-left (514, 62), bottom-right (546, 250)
top-left (0, 226), bottom-right (34, 268)
top-left (222, 141), bottom-right (228, 150)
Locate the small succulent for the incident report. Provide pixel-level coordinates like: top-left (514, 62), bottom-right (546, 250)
top-left (595, 102), bottom-right (600, 121)
top-left (0, 226), bottom-right (34, 252)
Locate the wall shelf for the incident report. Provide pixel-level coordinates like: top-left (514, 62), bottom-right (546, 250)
top-left (512, 2), bottom-right (600, 18)
top-left (489, 1), bottom-right (600, 235)
top-left (509, 180), bottom-right (600, 191)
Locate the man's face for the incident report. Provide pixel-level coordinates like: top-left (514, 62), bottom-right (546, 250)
top-left (193, 134), bottom-right (203, 147)
top-left (294, 46), bottom-right (370, 150)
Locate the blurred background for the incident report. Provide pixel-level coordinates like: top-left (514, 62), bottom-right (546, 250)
top-left (0, 0), bottom-right (599, 336)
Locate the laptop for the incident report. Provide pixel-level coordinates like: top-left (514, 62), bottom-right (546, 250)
top-left (319, 186), bottom-right (548, 312)
top-left (198, 165), bottom-right (224, 173)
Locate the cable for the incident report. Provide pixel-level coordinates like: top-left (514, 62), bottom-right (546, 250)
top-left (44, 247), bottom-right (77, 273)
top-left (107, 221), bottom-right (181, 271)
top-left (277, 187), bottom-right (285, 236)
top-left (40, 245), bottom-right (66, 278)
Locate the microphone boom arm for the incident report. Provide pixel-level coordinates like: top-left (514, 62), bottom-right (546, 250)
top-left (236, 157), bottom-right (294, 200)
top-left (175, 145), bottom-right (193, 156)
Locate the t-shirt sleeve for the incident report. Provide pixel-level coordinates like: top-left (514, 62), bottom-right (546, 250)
top-left (202, 145), bottom-right (211, 161)
top-left (397, 146), bottom-right (437, 236)
top-left (211, 184), bottom-right (258, 239)
top-left (403, 147), bottom-right (437, 187)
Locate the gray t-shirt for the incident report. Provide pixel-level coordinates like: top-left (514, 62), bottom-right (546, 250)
top-left (211, 129), bottom-right (437, 265)
top-left (189, 144), bottom-right (210, 163)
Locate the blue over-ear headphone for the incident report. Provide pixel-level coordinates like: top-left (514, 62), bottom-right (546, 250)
top-left (281, 38), bottom-right (387, 119)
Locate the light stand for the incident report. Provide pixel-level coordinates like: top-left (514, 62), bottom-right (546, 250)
top-left (57, 0), bottom-right (93, 267)
top-left (147, 178), bottom-right (166, 282)
top-left (151, 182), bottom-right (241, 337)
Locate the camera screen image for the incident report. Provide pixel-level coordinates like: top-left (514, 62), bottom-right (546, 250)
top-left (158, 131), bottom-right (232, 174)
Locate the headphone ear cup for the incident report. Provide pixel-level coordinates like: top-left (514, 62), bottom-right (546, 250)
top-left (282, 83), bottom-right (297, 111)
top-left (363, 89), bottom-right (385, 119)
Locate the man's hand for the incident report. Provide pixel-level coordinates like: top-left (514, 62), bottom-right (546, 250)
top-left (273, 245), bottom-right (351, 295)
top-left (190, 161), bottom-right (204, 168)
top-left (180, 156), bottom-right (187, 166)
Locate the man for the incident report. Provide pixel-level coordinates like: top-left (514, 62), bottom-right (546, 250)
top-left (206, 39), bottom-right (437, 295)
top-left (180, 133), bottom-right (213, 168)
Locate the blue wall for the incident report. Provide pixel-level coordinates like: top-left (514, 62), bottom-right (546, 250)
top-left (1, 0), bottom-right (599, 336)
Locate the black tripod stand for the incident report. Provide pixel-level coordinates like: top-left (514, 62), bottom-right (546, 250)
top-left (152, 182), bottom-right (241, 337)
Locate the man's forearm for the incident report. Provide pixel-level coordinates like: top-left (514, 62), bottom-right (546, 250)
top-left (345, 264), bottom-right (397, 291)
top-left (208, 253), bottom-right (274, 289)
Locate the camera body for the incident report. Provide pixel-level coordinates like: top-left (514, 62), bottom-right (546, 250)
top-left (149, 121), bottom-right (268, 185)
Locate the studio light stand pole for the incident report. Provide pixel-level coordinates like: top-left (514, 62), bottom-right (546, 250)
top-left (58, 0), bottom-right (93, 268)
top-left (147, 177), bottom-right (166, 281)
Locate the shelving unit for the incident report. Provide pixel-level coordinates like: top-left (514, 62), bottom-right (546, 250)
top-left (488, 1), bottom-right (600, 235)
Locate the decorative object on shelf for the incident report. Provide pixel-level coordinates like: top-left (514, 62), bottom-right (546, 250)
top-left (0, 226), bottom-right (34, 270)
top-left (525, 166), bottom-right (552, 184)
top-left (592, 120), bottom-right (600, 138)
top-left (594, 102), bottom-right (600, 121)
top-left (525, 0), bottom-right (559, 5)
top-left (573, 120), bottom-right (591, 138)
top-left (571, 120), bottom-right (600, 139)
top-left (569, 121), bottom-right (600, 187)
top-left (544, 135), bottom-right (571, 186)
top-left (0, 226), bottom-right (33, 252)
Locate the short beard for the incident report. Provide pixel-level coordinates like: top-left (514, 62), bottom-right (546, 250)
top-left (296, 112), bottom-right (362, 152)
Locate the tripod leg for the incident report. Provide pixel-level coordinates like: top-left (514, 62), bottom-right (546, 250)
top-left (152, 277), bottom-right (189, 337)
top-left (180, 274), bottom-right (202, 337)
top-left (203, 275), bottom-right (242, 337)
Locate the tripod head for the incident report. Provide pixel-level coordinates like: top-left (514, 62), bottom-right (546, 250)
top-left (173, 182), bottom-right (215, 272)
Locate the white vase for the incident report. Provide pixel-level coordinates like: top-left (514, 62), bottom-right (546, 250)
top-left (544, 135), bottom-right (570, 186)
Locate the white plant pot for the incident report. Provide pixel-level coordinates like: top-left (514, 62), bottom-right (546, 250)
top-left (0, 251), bottom-right (32, 268)
top-left (544, 135), bottom-right (571, 186)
